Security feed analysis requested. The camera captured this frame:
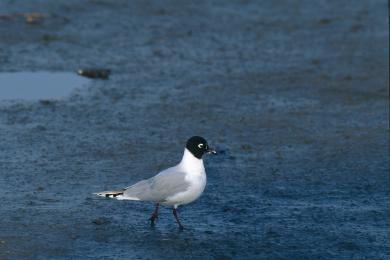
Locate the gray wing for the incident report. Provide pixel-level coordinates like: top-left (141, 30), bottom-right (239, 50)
top-left (123, 166), bottom-right (190, 202)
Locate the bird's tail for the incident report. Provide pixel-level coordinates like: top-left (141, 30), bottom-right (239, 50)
top-left (94, 189), bottom-right (125, 199)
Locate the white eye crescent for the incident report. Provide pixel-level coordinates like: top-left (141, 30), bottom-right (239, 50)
top-left (198, 143), bottom-right (204, 148)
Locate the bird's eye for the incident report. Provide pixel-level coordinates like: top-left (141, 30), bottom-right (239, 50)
top-left (198, 143), bottom-right (204, 148)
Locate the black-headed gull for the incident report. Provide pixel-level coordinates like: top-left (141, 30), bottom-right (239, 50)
top-left (94, 136), bottom-right (216, 229)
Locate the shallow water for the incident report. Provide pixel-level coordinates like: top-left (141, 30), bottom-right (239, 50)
top-left (0, 72), bottom-right (89, 100)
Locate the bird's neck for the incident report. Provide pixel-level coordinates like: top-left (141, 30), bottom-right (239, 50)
top-left (180, 148), bottom-right (205, 172)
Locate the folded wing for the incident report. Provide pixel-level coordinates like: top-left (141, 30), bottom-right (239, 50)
top-left (123, 167), bottom-right (190, 202)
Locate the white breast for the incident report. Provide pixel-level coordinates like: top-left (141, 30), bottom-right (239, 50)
top-left (164, 149), bottom-right (207, 207)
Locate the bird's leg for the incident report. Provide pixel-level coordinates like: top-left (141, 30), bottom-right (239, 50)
top-left (172, 207), bottom-right (184, 229)
top-left (149, 203), bottom-right (159, 225)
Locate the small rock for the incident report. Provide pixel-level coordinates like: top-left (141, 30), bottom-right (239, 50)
top-left (77, 69), bottom-right (111, 79)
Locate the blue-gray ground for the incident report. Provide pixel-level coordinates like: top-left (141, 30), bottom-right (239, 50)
top-left (0, 0), bottom-right (389, 259)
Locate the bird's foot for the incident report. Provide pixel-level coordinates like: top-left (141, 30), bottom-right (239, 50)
top-left (149, 213), bottom-right (158, 226)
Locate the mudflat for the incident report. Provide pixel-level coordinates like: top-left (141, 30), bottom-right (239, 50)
top-left (0, 1), bottom-right (388, 259)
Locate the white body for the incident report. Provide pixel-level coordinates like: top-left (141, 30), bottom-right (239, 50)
top-left (164, 148), bottom-right (207, 207)
top-left (96, 148), bottom-right (208, 209)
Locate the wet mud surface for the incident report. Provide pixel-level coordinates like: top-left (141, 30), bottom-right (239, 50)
top-left (0, 0), bottom-right (389, 259)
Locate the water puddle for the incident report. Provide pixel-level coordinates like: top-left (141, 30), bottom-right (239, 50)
top-left (0, 71), bottom-right (90, 100)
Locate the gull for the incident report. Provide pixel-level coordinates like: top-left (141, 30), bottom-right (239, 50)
top-left (94, 136), bottom-right (216, 229)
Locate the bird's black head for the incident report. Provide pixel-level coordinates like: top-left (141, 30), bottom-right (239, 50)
top-left (186, 136), bottom-right (216, 159)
